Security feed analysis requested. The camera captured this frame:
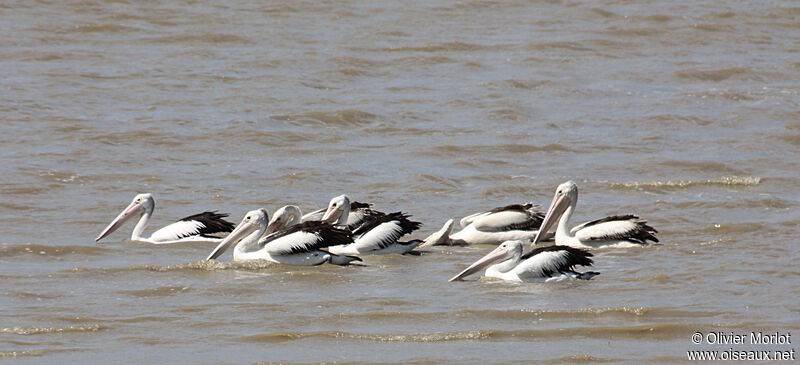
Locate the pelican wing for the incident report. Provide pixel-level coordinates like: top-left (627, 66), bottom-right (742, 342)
top-left (573, 215), bottom-right (659, 244)
top-left (351, 212), bottom-right (421, 251)
top-left (300, 201), bottom-right (382, 229)
top-left (459, 211), bottom-right (491, 228)
top-left (301, 208), bottom-right (326, 222)
top-left (260, 221), bottom-right (352, 255)
top-left (515, 245), bottom-right (594, 279)
top-left (149, 211), bottom-right (235, 241)
top-left (471, 204), bottom-right (543, 232)
top-left (345, 202), bottom-right (385, 231)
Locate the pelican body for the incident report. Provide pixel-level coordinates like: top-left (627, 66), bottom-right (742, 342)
top-left (320, 195), bottom-right (422, 255)
top-left (206, 208), bottom-right (360, 266)
top-left (423, 203), bottom-right (545, 247)
top-left (532, 181), bottom-right (659, 248)
top-left (301, 201), bottom-right (383, 231)
top-left (95, 193), bottom-right (235, 244)
top-left (449, 240), bottom-right (599, 283)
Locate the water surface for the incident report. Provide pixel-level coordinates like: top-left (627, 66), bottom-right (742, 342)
top-left (1, 1), bottom-right (799, 363)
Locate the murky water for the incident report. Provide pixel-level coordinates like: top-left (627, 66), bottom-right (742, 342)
top-left (1, 1), bottom-right (799, 363)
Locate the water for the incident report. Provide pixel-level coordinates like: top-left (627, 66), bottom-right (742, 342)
top-left (1, 0), bottom-right (799, 363)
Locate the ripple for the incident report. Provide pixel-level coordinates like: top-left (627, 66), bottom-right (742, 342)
top-left (118, 285), bottom-right (191, 298)
top-left (66, 260), bottom-right (279, 274)
top-left (675, 67), bottom-right (750, 82)
top-left (71, 23), bottom-right (137, 33)
top-left (240, 322), bottom-right (705, 343)
top-left (658, 160), bottom-right (745, 175)
top-left (1, 324), bottom-right (103, 335)
top-left (143, 33), bottom-right (252, 44)
top-left (0, 244), bottom-right (106, 257)
top-left (87, 129), bottom-right (184, 147)
top-left (381, 42), bottom-right (487, 52)
top-left (272, 109), bottom-right (377, 127)
top-left (610, 176), bottom-right (761, 190)
top-left (432, 143), bottom-right (570, 156)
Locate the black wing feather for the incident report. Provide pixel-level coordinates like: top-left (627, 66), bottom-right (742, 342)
top-left (350, 212), bottom-right (422, 249)
top-left (346, 203), bottom-right (386, 231)
top-left (483, 203), bottom-right (544, 232)
top-left (261, 221), bottom-right (353, 255)
top-left (350, 201), bottom-right (372, 209)
top-left (580, 215), bottom-right (659, 244)
top-left (179, 211), bottom-right (236, 238)
top-left (520, 245), bottom-right (594, 277)
top-left (352, 212), bottom-right (421, 238)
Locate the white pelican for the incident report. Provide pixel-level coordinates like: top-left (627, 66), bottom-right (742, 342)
top-left (95, 193), bottom-right (235, 244)
top-left (301, 200), bottom-right (382, 230)
top-left (265, 205), bottom-right (304, 235)
top-left (531, 181), bottom-right (659, 248)
top-left (320, 195), bottom-right (422, 255)
top-left (449, 240), bottom-right (599, 283)
top-left (206, 208), bottom-right (360, 265)
top-left (424, 203), bottom-right (545, 246)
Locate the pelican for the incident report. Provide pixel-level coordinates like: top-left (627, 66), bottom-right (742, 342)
top-left (265, 205), bottom-right (304, 235)
top-left (423, 203), bottom-right (545, 246)
top-left (301, 200), bottom-right (383, 230)
top-left (531, 181), bottom-right (659, 248)
top-left (449, 240), bottom-right (599, 283)
top-left (320, 195), bottom-right (422, 255)
top-left (206, 208), bottom-right (360, 265)
top-left (95, 193), bottom-right (235, 244)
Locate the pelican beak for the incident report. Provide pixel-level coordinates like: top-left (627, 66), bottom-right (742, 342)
top-left (206, 220), bottom-right (255, 260)
top-left (531, 192), bottom-right (570, 245)
top-left (321, 207), bottom-right (341, 224)
top-left (264, 220), bottom-right (281, 236)
top-left (449, 244), bottom-right (512, 282)
top-left (95, 201), bottom-right (144, 242)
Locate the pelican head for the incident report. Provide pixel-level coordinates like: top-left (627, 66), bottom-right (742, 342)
top-left (95, 193), bottom-right (155, 242)
top-left (321, 194), bottom-right (350, 225)
top-left (449, 240), bottom-right (523, 281)
top-left (206, 208), bottom-right (268, 260)
top-left (531, 181), bottom-right (578, 245)
top-left (266, 205), bottom-right (302, 235)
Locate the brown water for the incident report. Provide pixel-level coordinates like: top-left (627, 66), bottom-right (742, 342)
top-left (1, 1), bottom-right (799, 363)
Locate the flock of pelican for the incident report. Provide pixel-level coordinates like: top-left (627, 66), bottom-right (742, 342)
top-left (95, 181), bottom-right (659, 283)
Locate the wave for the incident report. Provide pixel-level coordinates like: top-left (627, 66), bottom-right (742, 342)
top-left (1, 324), bottom-right (102, 336)
top-left (609, 176), bottom-right (761, 190)
top-left (0, 244), bottom-right (106, 257)
top-left (66, 260), bottom-right (278, 274)
top-left (71, 23), bottom-right (136, 33)
top-left (675, 67), bottom-right (749, 82)
top-left (453, 306), bottom-right (721, 321)
top-left (118, 285), bottom-right (191, 298)
top-left (0, 350), bottom-right (50, 358)
top-left (323, 307), bottom-right (722, 323)
top-left (143, 33), bottom-right (252, 44)
top-left (432, 143), bottom-right (570, 156)
top-left (240, 322), bottom-right (702, 343)
top-left (271, 109), bottom-right (377, 127)
top-left (670, 197), bottom-right (793, 209)
top-left (381, 42), bottom-right (487, 52)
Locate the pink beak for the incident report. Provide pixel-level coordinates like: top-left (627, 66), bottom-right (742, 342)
top-left (95, 201), bottom-right (144, 242)
top-left (449, 244), bottom-right (513, 282)
top-left (206, 220), bottom-right (255, 260)
top-left (531, 192), bottom-right (570, 246)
